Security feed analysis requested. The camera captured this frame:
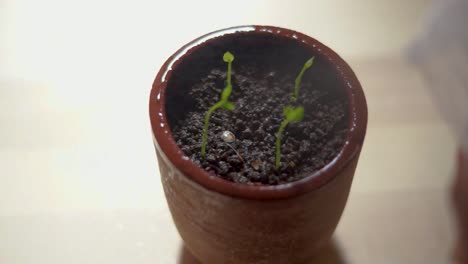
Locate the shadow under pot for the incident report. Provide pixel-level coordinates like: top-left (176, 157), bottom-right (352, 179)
top-left (149, 25), bottom-right (368, 264)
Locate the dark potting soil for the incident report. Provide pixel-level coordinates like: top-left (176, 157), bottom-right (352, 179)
top-left (170, 66), bottom-right (348, 185)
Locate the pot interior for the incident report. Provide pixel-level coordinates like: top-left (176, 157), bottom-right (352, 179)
top-left (165, 31), bottom-right (348, 127)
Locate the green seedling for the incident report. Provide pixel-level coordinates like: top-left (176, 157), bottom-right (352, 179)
top-left (201, 51), bottom-right (235, 157)
top-left (275, 106), bottom-right (304, 169)
top-left (292, 57), bottom-right (315, 102)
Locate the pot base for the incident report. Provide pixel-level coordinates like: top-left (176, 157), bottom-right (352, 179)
top-left (178, 239), bottom-right (346, 264)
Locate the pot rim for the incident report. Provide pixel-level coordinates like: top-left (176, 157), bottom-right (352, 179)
top-left (149, 25), bottom-right (367, 200)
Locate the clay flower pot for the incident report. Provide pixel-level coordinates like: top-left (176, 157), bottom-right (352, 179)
top-left (149, 25), bottom-right (367, 264)
top-left (454, 148), bottom-right (468, 262)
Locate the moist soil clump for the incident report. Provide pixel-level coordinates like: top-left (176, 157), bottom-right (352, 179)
top-left (171, 66), bottom-right (348, 185)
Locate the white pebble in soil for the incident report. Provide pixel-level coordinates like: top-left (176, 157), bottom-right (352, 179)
top-left (221, 131), bottom-right (236, 143)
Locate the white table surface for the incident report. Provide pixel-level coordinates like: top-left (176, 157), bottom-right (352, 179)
top-left (1, 0), bottom-right (457, 263)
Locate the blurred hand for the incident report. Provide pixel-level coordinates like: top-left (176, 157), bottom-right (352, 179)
top-left (454, 148), bottom-right (468, 263)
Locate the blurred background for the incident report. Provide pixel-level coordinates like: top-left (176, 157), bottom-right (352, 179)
top-left (0, 0), bottom-right (460, 263)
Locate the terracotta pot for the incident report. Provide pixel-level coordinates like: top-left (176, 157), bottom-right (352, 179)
top-left (149, 25), bottom-right (367, 264)
top-left (454, 148), bottom-right (468, 263)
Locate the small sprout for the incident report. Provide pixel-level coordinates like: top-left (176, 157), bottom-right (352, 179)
top-left (201, 51), bottom-right (235, 157)
top-left (292, 57), bottom-right (315, 102)
top-left (275, 106), bottom-right (304, 169)
top-left (223, 51), bottom-right (234, 63)
top-left (223, 51), bottom-right (234, 87)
